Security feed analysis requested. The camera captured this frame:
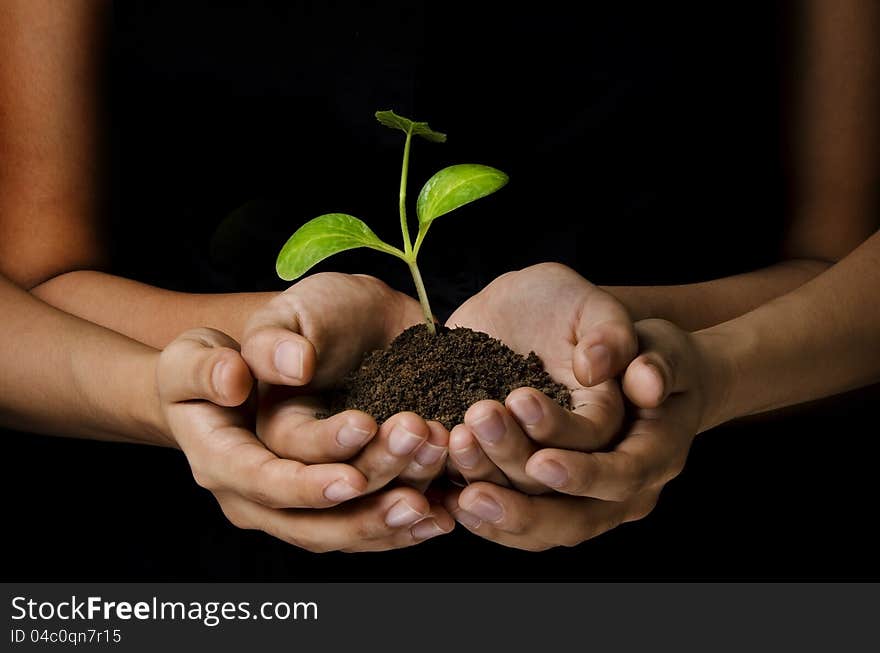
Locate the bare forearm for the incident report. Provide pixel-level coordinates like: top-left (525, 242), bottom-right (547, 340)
top-left (602, 259), bottom-right (830, 331)
top-left (32, 271), bottom-right (276, 348)
top-left (0, 275), bottom-right (169, 445)
top-left (698, 231), bottom-right (880, 430)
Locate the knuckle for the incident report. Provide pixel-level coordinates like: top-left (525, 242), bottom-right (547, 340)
top-left (556, 529), bottom-right (588, 548)
top-left (190, 468), bottom-right (215, 492)
top-left (626, 498), bottom-right (658, 523)
top-left (615, 454), bottom-right (649, 500)
top-left (248, 488), bottom-right (281, 509)
top-left (531, 262), bottom-right (571, 277)
top-left (219, 505), bottom-right (250, 531)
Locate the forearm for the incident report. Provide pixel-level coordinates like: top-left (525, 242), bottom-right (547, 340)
top-left (32, 271), bottom-right (276, 348)
top-left (602, 259), bottom-right (830, 331)
top-left (697, 230), bottom-right (880, 430)
top-left (1, 275), bottom-right (170, 445)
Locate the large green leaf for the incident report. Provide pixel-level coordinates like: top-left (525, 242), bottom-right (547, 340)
top-left (375, 110), bottom-right (447, 143)
top-left (275, 214), bottom-right (400, 281)
top-left (416, 164), bottom-right (509, 227)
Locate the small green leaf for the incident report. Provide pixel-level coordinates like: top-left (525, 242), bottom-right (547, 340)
top-left (276, 214), bottom-right (401, 281)
top-left (375, 110), bottom-right (447, 143)
top-left (416, 164), bottom-right (509, 227)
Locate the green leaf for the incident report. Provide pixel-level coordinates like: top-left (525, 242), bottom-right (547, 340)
top-left (275, 214), bottom-right (402, 281)
top-left (375, 110), bottom-right (447, 143)
top-left (416, 164), bottom-right (509, 227)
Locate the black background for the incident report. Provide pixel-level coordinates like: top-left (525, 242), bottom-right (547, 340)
top-left (3, 1), bottom-right (878, 580)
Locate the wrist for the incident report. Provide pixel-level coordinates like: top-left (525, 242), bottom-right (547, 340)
top-left (692, 326), bottom-right (742, 433)
top-left (133, 350), bottom-right (177, 447)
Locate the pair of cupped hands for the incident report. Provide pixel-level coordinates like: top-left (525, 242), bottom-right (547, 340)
top-left (156, 263), bottom-right (711, 552)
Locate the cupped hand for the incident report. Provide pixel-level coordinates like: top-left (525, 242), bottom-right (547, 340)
top-left (158, 327), bottom-right (453, 553)
top-left (240, 273), bottom-right (451, 490)
top-left (444, 263), bottom-right (637, 492)
top-left (442, 318), bottom-right (712, 550)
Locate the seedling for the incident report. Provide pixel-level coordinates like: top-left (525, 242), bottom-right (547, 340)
top-left (275, 110), bottom-right (508, 334)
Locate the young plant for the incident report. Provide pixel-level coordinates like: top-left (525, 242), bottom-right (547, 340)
top-left (275, 110), bottom-right (508, 334)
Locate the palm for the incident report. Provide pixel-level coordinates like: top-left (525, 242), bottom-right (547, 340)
top-left (446, 264), bottom-right (612, 391)
top-left (274, 273), bottom-right (425, 389)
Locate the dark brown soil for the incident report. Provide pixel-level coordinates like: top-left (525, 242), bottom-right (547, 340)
top-left (328, 324), bottom-right (570, 429)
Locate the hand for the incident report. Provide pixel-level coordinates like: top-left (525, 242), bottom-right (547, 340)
top-left (159, 327), bottom-right (452, 553)
top-left (442, 318), bottom-right (712, 550)
top-left (444, 263), bottom-right (637, 493)
top-left (240, 273), bottom-right (457, 547)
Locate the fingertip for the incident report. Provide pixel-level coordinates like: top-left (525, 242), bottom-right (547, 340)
top-left (328, 463), bottom-right (369, 500)
top-left (390, 411), bottom-right (431, 439)
top-left (623, 357), bottom-right (666, 408)
top-left (336, 411), bottom-right (378, 449)
top-left (505, 387), bottom-right (547, 426)
top-left (426, 420), bottom-right (450, 447)
top-left (576, 321), bottom-right (639, 386)
top-left (429, 507), bottom-right (456, 533)
top-left (449, 423), bottom-right (474, 451)
top-left (272, 336), bottom-right (314, 385)
top-left (387, 485), bottom-right (431, 515)
top-left (211, 350), bottom-right (253, 406)
top-left (524, 450), bottom-right (570, 489)
top-left (464, 399), bottom-right (503, 426)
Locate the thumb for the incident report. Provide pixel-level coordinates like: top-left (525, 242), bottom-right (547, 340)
top-left (240, 293), bottom-right (318, 387)
top-left (621, 319), bottom-right (690, 408)
top-left (572, 294), bottom-right (638, 387)
top-left (159, 328), bottom-right (254, 406)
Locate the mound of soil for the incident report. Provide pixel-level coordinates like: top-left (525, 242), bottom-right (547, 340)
top-left (328, 324), bottom-right (570, 429)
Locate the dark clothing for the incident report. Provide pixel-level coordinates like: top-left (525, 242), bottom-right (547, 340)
top-left (5, 1), bottom-right (878, 580)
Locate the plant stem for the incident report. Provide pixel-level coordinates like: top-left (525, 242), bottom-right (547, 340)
top-left (408, 260), bottom-right (436, 334)
top-left (399, 127), bottom-right (414, 255)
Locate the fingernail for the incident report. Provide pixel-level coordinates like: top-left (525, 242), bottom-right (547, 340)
top-left (529, 460), bottom-right (569, 488)
top-left (337, 423), bottom-right (373, 448)
top-left (388, 425), bottom-right (425, 456)
top-left (509, 395), bottom-right (543, 426)
top-left (452, 445), bottom-right (481, 469)
top-left (385, 500), bottom-right (425, 528)
top-left (211, 360), bottom-right (228, 401)
top-left (470, 410), bottom-right (505, 444)
top-left (586, 343), bottom-right (611, 385)
top-left (414, 441), bottom-right (446, 466)
top-left (273, 340), bottom-right (303, 380)
top-left (411, 519), bottom-right (445, 541)
top-left (323, 480), bottom-right (360, 502)
top-left (455, 510), bottom-right (482, 529)
top-left (464, 493), bottom-right (503, 523)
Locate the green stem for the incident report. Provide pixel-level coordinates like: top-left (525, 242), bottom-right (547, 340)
top-left (408, 259), bottom-right (436, 334)
top-left (399, 127), bottom-right (414, 255)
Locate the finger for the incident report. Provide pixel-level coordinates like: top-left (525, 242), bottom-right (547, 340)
top-left (224, 486), bottom-right (447, 553)
top-left (448, 424), bottom-right (510, 487)
top-left (349, 412), bottom-right (431, 493)
top-left (622, 319), bottom-right (692, 408)
top-left (344, 505), bottom-right (456, 552)
top-left (524, 412), bottom-right (685, 501)
top-left (240, 295), bottom-right (317, 386)
top-left (195, 424), bottom-right (368, 508)
top-left (573, 293), bottom-right (638, 386)
top-left (159, 328), bottom-right (253, 406)
top-left (399, 421), bottom-right (450, 492)
top-left (449, 483), bottom-right (640, 550)
top-left (505, 384), bottom-right (623, 452)
top-left (464, 401), bottom-right (545, 493)
top-left (257, 390), bottom-right (378, 463)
